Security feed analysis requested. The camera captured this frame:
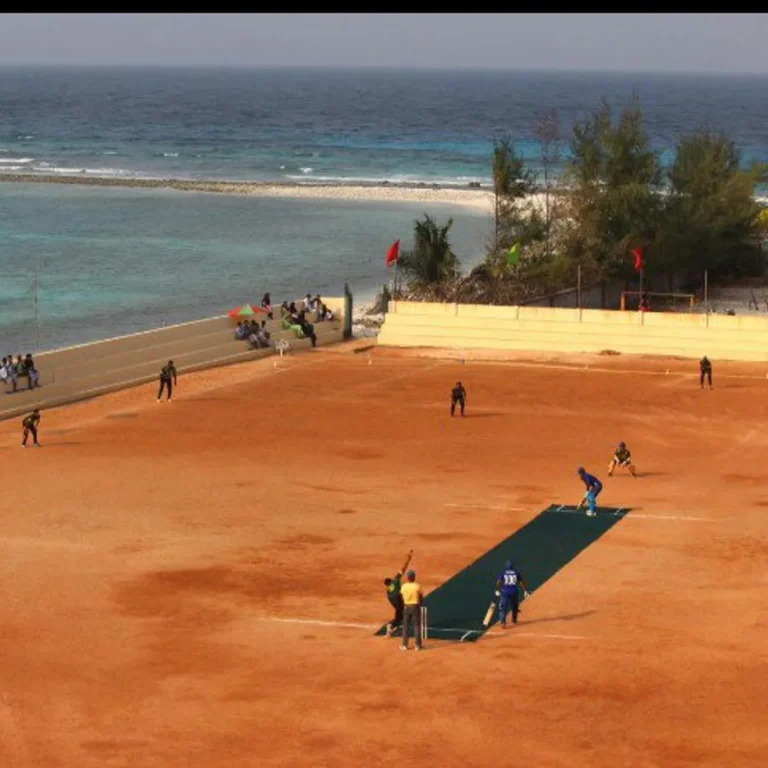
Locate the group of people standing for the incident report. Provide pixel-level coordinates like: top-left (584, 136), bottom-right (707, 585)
top-left (384, 550), bottom-right (425, 651)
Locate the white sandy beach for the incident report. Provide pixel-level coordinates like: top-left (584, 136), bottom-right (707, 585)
top-left (236, 182), bottom-right (496, 213)
top-left (0, 172), bottom-right (497, 214)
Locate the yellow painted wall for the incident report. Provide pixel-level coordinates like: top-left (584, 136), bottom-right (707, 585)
top-left (377, 301), bottom-right (768, 362)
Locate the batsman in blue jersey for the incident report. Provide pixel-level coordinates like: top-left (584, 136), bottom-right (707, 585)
top-left (495, 560), bottom-right (530, 628)
top-left (577, 467), bottom-right (602, 517)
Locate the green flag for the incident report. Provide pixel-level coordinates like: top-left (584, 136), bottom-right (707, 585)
top-left (507, 242), bottom-right (521, 266)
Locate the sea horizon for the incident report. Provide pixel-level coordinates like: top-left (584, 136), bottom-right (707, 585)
top-left (4, 63), bottom-right (768, 77)
top-left (2, 66), bottom-right (768, 352)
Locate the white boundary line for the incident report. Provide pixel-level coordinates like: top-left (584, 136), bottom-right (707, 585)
top-left (419, 356), bottom-right (768, 382)
top-left (445, 503), bottom-right (526, 512)
top-left (262, 618), bottom-right (380, 630)
top-left (549, 508), bottom-right (722, 522)
top-left (509, 632), bottom-right (588, 641)
top-left (446, 504), bottom-right (723, 522)
top-left (257, 617), bottom-right (589, 642)
top-left (624, 513), bottom-right (724, 522)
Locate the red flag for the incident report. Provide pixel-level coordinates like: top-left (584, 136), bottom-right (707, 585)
top-left (386, 239), bottom-right (400, 267)
top-left (633, 247), bottom-right (645, 273)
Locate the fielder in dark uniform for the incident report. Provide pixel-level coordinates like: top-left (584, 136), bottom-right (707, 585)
top-left (608, 441), bottom-right (636, 477)
top-left (451, 381), bottom-right (467, 417)
top-left (495, 560), bottom-right (530, 628)
top-left (699, 356), bottom-right (713, 389)
top-left (384, 549), bottom-right (413, 637)
top-left (22, 409), bottom-right (41, 448)
top-left (157, 360), bottom-right (178, 402)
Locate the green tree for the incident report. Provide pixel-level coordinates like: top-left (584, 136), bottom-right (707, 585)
top-left (564, 97), bottom-right (662, 283)
top-left (399, 214), bottom-right (460, 288)
top-left (658, 131), bottom-right (767, 279)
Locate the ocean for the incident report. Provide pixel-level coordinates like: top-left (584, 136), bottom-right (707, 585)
top-left (0, 183), bottom-right (491, 352)
top-left (2, 66), bottom-right (768, 351)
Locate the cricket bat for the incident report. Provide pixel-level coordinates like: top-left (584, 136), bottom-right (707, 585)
top-left (482, 600), bottom-right (497, 627)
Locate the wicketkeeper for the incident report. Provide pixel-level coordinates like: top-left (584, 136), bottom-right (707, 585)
top-left (608, 442), bottom-right (636, 477)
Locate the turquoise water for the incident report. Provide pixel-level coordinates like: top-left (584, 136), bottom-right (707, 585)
top-left (0, 182), bottom-right (491, 352)
top-left (4, 66), bottom-right (768, 352)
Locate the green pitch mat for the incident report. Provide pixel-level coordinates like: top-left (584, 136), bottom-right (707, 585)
top-left (377, 504), bottom-right (629, 643)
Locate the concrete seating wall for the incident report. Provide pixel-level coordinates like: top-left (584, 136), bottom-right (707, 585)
top-left (376, 301), bottom-right (768, 362)
top-left (1, 297), bottom-right (346, 420)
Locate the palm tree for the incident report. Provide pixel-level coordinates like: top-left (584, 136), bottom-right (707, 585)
top-left (399, 215), bottom-right (460, 287)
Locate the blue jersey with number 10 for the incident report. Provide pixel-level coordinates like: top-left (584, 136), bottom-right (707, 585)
top-left (498, 568), bottom-right (521, 595)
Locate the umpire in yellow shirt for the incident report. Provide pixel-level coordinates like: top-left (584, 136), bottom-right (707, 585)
top-left (400, 570), bottom-right (423, 651)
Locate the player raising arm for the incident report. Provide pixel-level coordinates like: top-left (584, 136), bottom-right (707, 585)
top-left (608, 441), bottom-right (636, 477)
top-left (384, 549), bottom-right (413, 637)
top-left (576, 467), bottom-right (602, 517)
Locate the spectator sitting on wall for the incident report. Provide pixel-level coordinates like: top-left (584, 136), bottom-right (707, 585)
top-left (639, 292), bottom-right (650, 312)
top-left (16, 355), bottom-right (27, 376)
top-left (319, 303), bottom-right (334, 321)
top-left (280, 301), bottom-right (290, 318)
top-left (288, 301), bottom-right (297, 315)
top-left (247, 322), bottom-right (269, 349)
top-left (259, 320), bottom-right (271, 345)
top-left (235, 321), bottom-right (246, 340)
top-left (4, 357), bottom-right (18, 393)
top-left (0, 358), bottom-right (8, 389)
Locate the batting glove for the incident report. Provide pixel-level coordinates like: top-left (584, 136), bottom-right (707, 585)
top-left (494, 590), bottom-right (500, 597)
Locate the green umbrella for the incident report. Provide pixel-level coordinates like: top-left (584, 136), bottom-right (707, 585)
top-left (228, 303), bottom-right (257, 320)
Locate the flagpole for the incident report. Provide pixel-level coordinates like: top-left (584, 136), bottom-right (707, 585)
top-left (577, 264), bottom-right (582, 321)
top-left (704, 269), bottom-right (708, 327)
top-left (33, 266), bottom-right (40, 351)
top-left (639, 266), bottom-right (644, 325)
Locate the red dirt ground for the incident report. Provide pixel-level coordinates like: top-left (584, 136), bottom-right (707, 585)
top-left (0, 345), bottom-right (766, 767)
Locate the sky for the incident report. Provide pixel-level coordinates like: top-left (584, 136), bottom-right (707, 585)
top-left (1, 14), bottom-right (767, 74)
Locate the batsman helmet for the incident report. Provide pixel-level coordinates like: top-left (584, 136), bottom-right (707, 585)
top-left (577, 466), bottom-right (585, 475)
top-left (504, 560), bottom-right (514, 570)
top-left (618, 441), bottom-right (626, 449)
